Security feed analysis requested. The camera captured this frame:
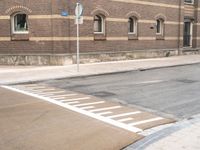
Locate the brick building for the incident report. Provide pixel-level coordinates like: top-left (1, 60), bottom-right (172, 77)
top-left (0, 0), bottom-right (199, 65)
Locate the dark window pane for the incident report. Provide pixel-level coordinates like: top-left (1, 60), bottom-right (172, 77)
top-left (94, 15), bottom-right (103, 32)
top-left (157, 20), bottom-right (161, 33)
top-left (14, 14), bottom-right (28, 32)
top-left (128, 18), bottom-right (134, 33)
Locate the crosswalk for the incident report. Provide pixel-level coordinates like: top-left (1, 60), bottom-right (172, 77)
top-left (2, 83), bottom-right (174, 134)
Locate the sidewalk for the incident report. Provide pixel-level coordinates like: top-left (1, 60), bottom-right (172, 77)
top-left (0, 55), bottom-right (200, 85)
top-left (126, 114), bottom-right (200, 150)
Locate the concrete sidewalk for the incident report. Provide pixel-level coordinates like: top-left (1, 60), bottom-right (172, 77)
top-left (0, 55), bottom-right (200, 85)
top-left (126, 114), bottom-right (200, 150)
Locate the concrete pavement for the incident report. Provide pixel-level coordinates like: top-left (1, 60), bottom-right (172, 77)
top-left (126, 114), bottom-right (200, 150)
top-left (0, 55), bottom-right (200, 85)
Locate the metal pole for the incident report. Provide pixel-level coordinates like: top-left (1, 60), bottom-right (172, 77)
top-left (178, 0), bottom-right (182, 55)
top-left (76, 3), bottom-right (80, 72)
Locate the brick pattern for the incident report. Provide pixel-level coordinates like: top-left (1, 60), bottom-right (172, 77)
top-left (0, 0), bottom-right (199, 57)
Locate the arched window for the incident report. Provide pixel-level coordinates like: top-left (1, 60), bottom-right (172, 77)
top-left (156, 19), bottom-right (164, 35)
top-left (128, 17), bottom-right (137, 34)
top-left (11, 13), bottom-right (28, 34)
top-left (94, 15), bottom-right (104, 33)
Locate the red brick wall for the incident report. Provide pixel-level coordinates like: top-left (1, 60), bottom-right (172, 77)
top-left (0, 0), bottom-right (199, 57)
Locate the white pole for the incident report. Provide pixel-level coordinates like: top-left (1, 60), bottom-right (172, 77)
top-left (76, 3), bottom-right (80, 72)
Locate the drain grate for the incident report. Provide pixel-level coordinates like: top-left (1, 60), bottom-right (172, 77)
top-left (92, 91), bottom-right (116, 97)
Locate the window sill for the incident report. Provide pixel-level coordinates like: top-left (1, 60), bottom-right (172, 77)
top-left (156, 35), bottom-right (165, 40)
top-left (128, 34), bottom-right (138, 40)
top-left (184, 2), bottom-right (194, 5)
top-left (11, 33), bottom-right (29, 41)
top-left (94, 33), bottom-right (106, 41)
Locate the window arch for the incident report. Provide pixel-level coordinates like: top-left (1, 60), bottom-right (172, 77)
top-left (11, 12), bottom-right (28, 34)
top-left (94, 15), bottom-right (105, 33)
top-left (156, 19), bottom-right (164, 35)
top-left (128, 17), bottom-right (137, 34)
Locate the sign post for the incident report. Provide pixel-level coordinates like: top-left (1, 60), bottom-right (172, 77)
top-left (75, 3), bottom-right (83, 72)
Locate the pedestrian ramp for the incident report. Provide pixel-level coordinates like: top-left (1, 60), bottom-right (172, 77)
top-left (3, 83), bottom-right (175, 134)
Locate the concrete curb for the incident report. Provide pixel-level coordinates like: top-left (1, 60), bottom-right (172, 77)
top-left (125, 114), bottom-right (200, 150)
top-left (1, 61), bottom-right (200, 85)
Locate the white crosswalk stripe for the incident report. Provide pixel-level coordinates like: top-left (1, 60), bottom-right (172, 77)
top-left (107, 111), bottom-right (141, 119)
top-left (65, 101), bottom-right (80, 105)
top-left (117, 118), bottom-right (134, 122)
top-left (96, 111), bottom-right (113, 116)
top-left (61, 97), bottom-right (91, 102)
top-left (50, 94), bottom-right (78, 99)
top-left (73, 101), bottom-right (105, 107)
top-left (128, 117), bottom-right (163, 126)
top-left (79, 106), bottom-right (95, 110)
top-left (89, 106), bottom-right (122, 112)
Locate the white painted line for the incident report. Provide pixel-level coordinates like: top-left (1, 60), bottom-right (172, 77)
top-left (107, 111), bottom-right (141, 119)
top-left (34, 91), bottom-right (66, 94)
top-left (50, 94), bottom-right (78, 98)
top-left (65, 101), bottom-right (80, 105)
top-left (117, 118), bottom-right (133, 122)
top-left (89, 106), bottom-right (122, 112)
top-left (26, 90), bottom-right (67, 95)
top-left (23, 84), bottom-right (42, 87)
top-left (135, 80), bottom-right (163, 85)
top-left (29, 88), bottom-right (56, 91)
top-left (60, 97), bottom-right (91, 102)
top-left (96, 111), bottom-right (113, 116)
top-left (79, 106), bottom-right (95, 110)
top-left (73, 101), bottom-right (105, 107)
top-left (32, 93), bottom-right (56, 96)
top-left (128, 117), bottom-right (163, 126)
top-left (29, 86), bottom-right (51, 89)
top-left (2, 86), bottom-right (142, 133)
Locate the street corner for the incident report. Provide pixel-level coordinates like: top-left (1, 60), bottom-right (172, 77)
top-left (0, 83), bottom-right (176, 149)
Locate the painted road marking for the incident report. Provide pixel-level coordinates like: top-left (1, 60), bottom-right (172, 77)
top-left (23, 84), bottom-right (43, 87)
top-left (51, 94), bottom-right (78, 99)
top-left (65, 101), bottom-right (80, 105)
top-left (118, 118), bottom-right (134, 122)
top-left (2, 85), bottom-right (142, 133)
top-left (3, 84), bottom-right (174, 134)
top-left (80, 106), bottom-right (95, 110)
top-left (30, 88), bottom-right (56, 91)
top-left (96, 111), bottom-right (113, 116)
top-left (73, 101), bottom-right (105, 107)
top-left (32, 90), bottom-right (66, 94)
top-left (30, 86), bottom-right (54, 89)
top-left (135, 80), bottom-right (164, 85)
top-left (107, 111), bottom-right (142, 119)
top-left (60, 97), bottom-right (91, 102)
top-left (89, 106), bottom-right (122, 112)
top-left (128, 117), bottom-right (163, 126)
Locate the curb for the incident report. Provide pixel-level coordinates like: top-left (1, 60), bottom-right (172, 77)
top-left (1, 62), bottom-right (200, 85)
top-left (124, 115), bottom-right (200, 150)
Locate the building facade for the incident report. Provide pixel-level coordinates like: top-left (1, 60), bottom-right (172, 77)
top-left (0, 0), bottom-right (199, 65)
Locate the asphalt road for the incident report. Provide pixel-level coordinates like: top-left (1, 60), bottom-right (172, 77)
top-left (43, 64), bottom-right (200, 120)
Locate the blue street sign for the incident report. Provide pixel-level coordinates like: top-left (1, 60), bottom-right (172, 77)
top-left (61, 11), bottom-right (68, 16)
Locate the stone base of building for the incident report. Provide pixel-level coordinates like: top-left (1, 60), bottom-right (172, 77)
top-left (0, 54), bottom-right (73, 66)
top-left (74, 49), bottom-right (179, 64)
top-left (0, 49), bottom-right (199, 66)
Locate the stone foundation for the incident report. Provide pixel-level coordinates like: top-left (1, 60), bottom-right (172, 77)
top-left (75, 49), bottom-right (178, 64)
top-left (0, 49), bottom-right (199, 66)
top-left (0, 54), bottom-right (73, 65)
